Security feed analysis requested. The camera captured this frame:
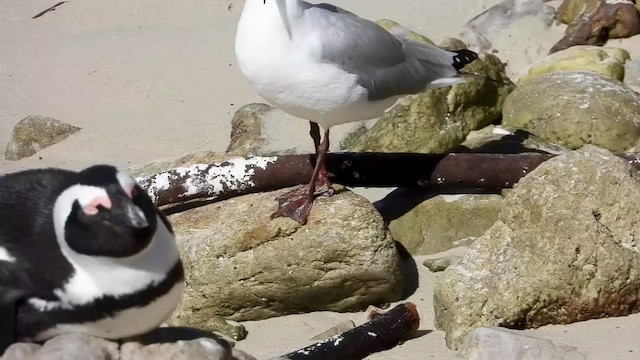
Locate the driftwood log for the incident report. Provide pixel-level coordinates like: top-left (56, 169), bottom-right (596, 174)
top-left (135, 152), bottom-right (640, 208)
top-left (273, 302), bottom-right (420, 360)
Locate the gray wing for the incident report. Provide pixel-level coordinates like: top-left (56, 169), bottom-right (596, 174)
top-left (303, 3), bottom-right (474, 101)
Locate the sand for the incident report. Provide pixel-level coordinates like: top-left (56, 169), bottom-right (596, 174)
top-left (1, 0), bottom-right (640, 359)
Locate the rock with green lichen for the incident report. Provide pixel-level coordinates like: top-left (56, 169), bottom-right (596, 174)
top-left (502, 70), bottom-right (640, 152)
top-left (4, 115), bottom-right (80, 160)
top-left (519, 45), bottom-right (630, 83)
top-left (347, 53), bottom-right (515, 153)
top-left (434, 146), bottom-right (640, 350)
top-left (389, 193), bottom-right (504, 255)
top-left (165, 188), bottom-right (403, 326)
top-left (375, 19), bottom-right (435, 45)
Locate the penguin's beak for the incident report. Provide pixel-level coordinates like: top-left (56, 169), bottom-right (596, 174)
top-left (122, 201), bottom-right (149, 229)
top-left (111, 195), bottom-right (149, 229)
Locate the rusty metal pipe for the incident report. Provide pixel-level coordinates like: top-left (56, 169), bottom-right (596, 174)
top-left (135, 152), bottom-right (640, 208)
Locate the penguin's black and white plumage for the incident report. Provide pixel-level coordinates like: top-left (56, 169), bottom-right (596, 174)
top-left (0, 164), bottom-right (184, 354)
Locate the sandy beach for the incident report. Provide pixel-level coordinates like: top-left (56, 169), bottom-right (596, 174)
top-left (2, 0), bottom-right (640, 359)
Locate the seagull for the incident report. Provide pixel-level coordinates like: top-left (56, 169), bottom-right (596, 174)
top-left (235, 0), bottom-right (479, 225)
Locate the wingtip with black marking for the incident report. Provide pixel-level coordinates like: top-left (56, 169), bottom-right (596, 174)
top-left (452, 49), bottom-right (478, 71)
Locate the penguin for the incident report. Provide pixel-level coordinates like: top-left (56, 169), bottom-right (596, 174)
top-left (0, 164), bottom-right (185, 354)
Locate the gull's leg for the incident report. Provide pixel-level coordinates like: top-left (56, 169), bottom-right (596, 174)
top-left (271, 128), bottom-right (333, 225)
top-left (313, 128), bottom-right (333, 197)
top-left (309, 121), bottom-right (321, 151)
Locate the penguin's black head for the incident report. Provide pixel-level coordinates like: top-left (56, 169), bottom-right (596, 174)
top-left (53, 165), bottom-right (165, 258)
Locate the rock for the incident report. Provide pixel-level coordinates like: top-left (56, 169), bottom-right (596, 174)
top-left (375, 19), bottom-right (435, 46)
top-left (551, 0), bottom-right (640, 53)
top-left (519, 45), bottom-right (631, 83)
top-left (226, 103), bottom-right (274, 157)
top-left (502, 71), bottom-right (640, 152)
top-left (120, 338), bottom-right (255, 360)
top-left (388, 192), bottom-right (504, 255)
top-left (347, 52), bottom-right (515, 153)
top-left (1, 343), bottom-right (40, 360)
top-left (463, 327), bottom-right (586, 360)
top-left (224, 103), bottom-right (374, 157)
top-left (4, 115), bottom-right (80, 161)
top-left (460, 0), bottom-right (556, 51)
top-left (555, 0), bottom-right (601, 25)
top-left (198, 316), bottom-right (248, 341)
top-left (34, 333), bottom-right (118, 360)
top-left (438, 37), bottom-right (469, 51)
top-left (453, 126), bottom-right (571, 155)
top-left (2, 329), bottom-right (257, 360)
top-left (166, 188), bottom-right (403, 326)
top-left (625, 58), bottom-right (640, 91)
top-left (422, 246), bottom-right (470, 272)
top-left (434, 145), bottom-right (640, 350)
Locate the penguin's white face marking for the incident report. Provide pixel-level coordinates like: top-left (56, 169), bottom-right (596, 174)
top-left (116, 171), bottom-right (137, 199)
top-left (31, 215), bottom-right (181, 311)
top-left (54, 184), bottom-right (111, 226)
top-left (0, 247), bottom-right (15, 262)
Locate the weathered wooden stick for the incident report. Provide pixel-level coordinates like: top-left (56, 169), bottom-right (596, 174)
top-left (135, 152), bottom-right (640, 208)
top-left (274, 302), bottom-right (420, 360)
top-left (32, 1), bottom-right (67, 19)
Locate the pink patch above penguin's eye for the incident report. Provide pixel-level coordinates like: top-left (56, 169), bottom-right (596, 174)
top-left (82, 196), bottom-right (112, 216)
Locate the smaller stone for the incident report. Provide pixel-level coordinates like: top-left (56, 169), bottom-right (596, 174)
top-left (36, 333), bottom-right (119, 360)
top-left (204, 315), bottom-right (249, 341)
top-left (502, 71), bottom-right (640, 152)
top-left (120, 337), bottom-right (255, 360)
top-left (375, 19), bottom-right (435, 45)
top-left (422, 246), bottom-right (469, 272)
top-left (555, 0), bottom-right (601, 25)
top-left (4, 115), bottom-right (80, 161)
top-left (454, 125), bottom-right (571, 155)
top-left (438, 37), bottom-right (468, 51)
top-left (1, 343), bottom-right (41, 360)
top-left (388, 192), bottom-right (504, 255)
top-left (519, 45), bottom-right (630, 83)
top-left (226, 103), bottom-right (273, 157)
top-left (463, 327), bottom-right (587, 360)
top-left (551, 0), bottom-right (640, 53)
top-left (310, 320), bottom-right (356, 341)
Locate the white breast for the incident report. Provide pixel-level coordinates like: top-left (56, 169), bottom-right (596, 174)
top-left (234, 4), bottom-right (396, 129)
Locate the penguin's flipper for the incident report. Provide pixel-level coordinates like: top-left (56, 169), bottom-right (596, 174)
top-left (0, 287), bottom-right (25, 355)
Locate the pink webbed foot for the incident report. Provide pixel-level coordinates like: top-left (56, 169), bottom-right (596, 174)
top-left (270, 186), bottom-right (314, 225)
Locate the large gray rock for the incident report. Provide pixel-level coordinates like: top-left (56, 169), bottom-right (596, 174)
top-left (346, 51), bottom-right (515, 153)
top-left (463, 327), bottom-right (586, 360)
top-left (166, 188), bottom-right (403, 327)
top-left (4, 115), bottom-right (80, 160)
top-left (502, 71), bottom-right (640, 152)
top-left (434, 145), bottom-right (640, 350)
top-left (389, 193), bottom-right (504, 255)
